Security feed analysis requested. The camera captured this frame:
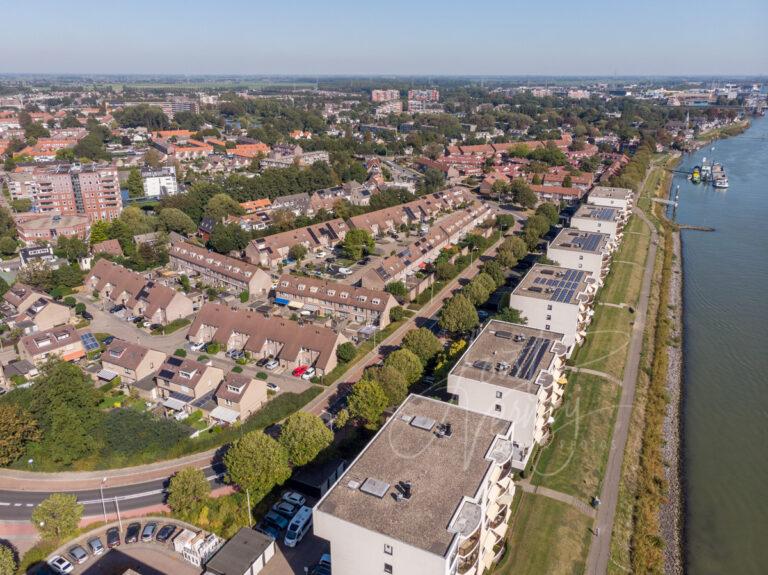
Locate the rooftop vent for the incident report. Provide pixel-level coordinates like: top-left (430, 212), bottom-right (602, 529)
top-left (435, 422), bottom-right (453, 438)
top-left (346, 478), bottom-right (362, 490)
top-left (513, 334), bottom-right (526, 343)
top-left (495, 330), bottom-right (513, 339)
top-left (399, 414), bottom-right (414, 423)
top-left (360, 477), bottom-right (390, 499)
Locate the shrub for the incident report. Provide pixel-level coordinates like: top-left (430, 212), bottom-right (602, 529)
top-left (255, 371), bottom-right (268, 380)
top-left (239, 290), bottom-right (249, 303)
top-left (336, 341), bottom-right (357, 363)
top-left (390, 306), bottom-right (406, 322)
top-left (206, 342), bottom-right (221, 354)
top-left (173, 348), bottom-right (187, 357)
top-left (232, 366), bottom-right (244, 373)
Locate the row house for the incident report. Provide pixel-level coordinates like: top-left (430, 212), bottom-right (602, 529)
top-left (101, 338), bottom-right (167, 385)
top-left (540, 169), bottom-right (594, 190)
top-left (156, 355), bottom-right (224, 416)
top-left (19, 325), bottom-right (85, 366)
top-left (246, 219), bottom-right (349, 268)
top-left (315, 394), bottom-right (519, 575)
top-left (85, 259), bottom-right (194, 325)
top-left (206, 372), bottom-right (268, 426)
top-left (274, 274), bottom-right (398, 328)
top-left (507, 264), bottom-right (598, 354)
top-left (529, 184), bottom-right (585, 205)
top-left (447, 320), bottom-right (569, 449)
top-left (188, 303), bottom-right (349, 376)
top-left (169, 242), bottom-right (272, 296)
top-left (1, 283), bottom-right (73, 333)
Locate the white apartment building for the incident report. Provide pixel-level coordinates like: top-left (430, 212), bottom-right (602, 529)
top-left (587, 186), bottom-right (634, 212)
top-left (142, 166), bottom-right (179, 198)
top-left (508, 264), bottom-right (597, 353)
top-left (547, 228), bottom-right (616, 286)
top-left (447, 321), bottom-right (569, 449)
top-left (315, 394), bottom-right (520, 575)
top-left (570, 204), bottom-right (627, 240)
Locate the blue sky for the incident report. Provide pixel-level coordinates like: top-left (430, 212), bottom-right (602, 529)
top-left (2, 0), bottom-right (766, 75)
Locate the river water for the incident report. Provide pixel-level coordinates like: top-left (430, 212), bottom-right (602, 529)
top-left (670, 117), bottom-right (768, 574)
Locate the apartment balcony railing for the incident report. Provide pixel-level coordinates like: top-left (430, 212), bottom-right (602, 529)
top-left (490, 504), bottom-right (509, 529)
top-left (457, 549), bottom-right (479, 575)
top-left (458, 529), bottom-right (481, 559)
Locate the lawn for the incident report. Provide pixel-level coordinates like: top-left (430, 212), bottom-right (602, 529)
top-left (598, 216), bottom-right (650, 307)
top-left (493, 492), bottom-right (593, 575)
top-left (531, 372), bottom-right (622, 500)
top-left (571, 306), bottom-right (634, 379)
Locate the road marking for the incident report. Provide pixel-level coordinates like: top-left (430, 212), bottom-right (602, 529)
top-left (25, 503), bottom-right (34, 507)
top-left (13, 503), bottom-right (21, 507)
top-left (77, 473), bottom-right (224, 506)
top-left (0, 502), bottom-right (9, 506)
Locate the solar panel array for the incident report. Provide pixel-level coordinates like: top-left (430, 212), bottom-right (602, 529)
top-left (571, 233), bottom-right (602, 252)
top-left (588, 207), bottom-right (615, 220)
top-left (80, 332), bottom-right (100, 352)
top-left (532, 269), bottom-right (585, 303)
top-left (509, 336), bottom-right (550, 380)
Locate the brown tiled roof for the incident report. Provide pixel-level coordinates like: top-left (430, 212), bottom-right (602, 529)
top-left (20, 325), bottom-right (80, 356)
top-left (188, 303), bottom-right (344, 371)
top-left (92, 239), bottom-right (124, 257)
top-left (2, 283), bottom-right (43, 309)
top-left (170, 242), bottom-right (268, 285)
top-left (215, 372), bottom-right (253, 404)
top-left (275, 274), bottom-right (394, 312)
top-left (103, 338), bottom-right (156, 370)
top-left (156, 356), bottom-right (209, 392)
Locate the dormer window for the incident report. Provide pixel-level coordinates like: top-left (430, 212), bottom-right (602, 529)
top-left (298, 284), bottom-right (306, 291)
top-left (280, 281), bottom-right (289, 288)
top-left (309, 286), bottom-right (318, 293)
top-left (327, 289), bottom-right (336, 296)
top-left (340, 292), bottom-right (349, 299)
top-left (371, 298), bottom-right (380, 305)
top-left (179, 369), bottom-right (197, 379)
top-left (226, 385), bottom-right (242, 394)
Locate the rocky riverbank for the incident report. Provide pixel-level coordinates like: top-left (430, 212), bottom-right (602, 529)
top-left (660, 228), bottom-right (684, 575)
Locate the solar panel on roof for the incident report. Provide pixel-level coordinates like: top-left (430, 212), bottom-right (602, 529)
top-left (522, 339), bottom-right (550, 380)
top-left (80, 333), bottom-right (99, 352)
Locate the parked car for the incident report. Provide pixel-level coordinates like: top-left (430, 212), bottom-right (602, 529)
top-left (266, 382), bottom-right (280, 392)
top-left (87, 537), bottom-right (104, 556)
top-left (282, 491), bottom-right (307, 507)
top-left (314, 250), bottom-right (327, 258)
top-left (256, 357), bottom-right (269, 367)
top-left (102, 335), bottom-right (115, 346)
top-left (301, 366), bottom-right (316, 380)
top-left (141, 522), bottom-right (157, 542)
top-left (81, 311), bottom-right (94, 320)
top-left (272, 500), bottom-right (299, 519)
top-left (189, 341), bottom-right (206, 352)
top-left (125, 522), bottom-right (141, 543)
top-left (265, 359), bottom-right (280, 370)
top-left (106, 527), bottom-right (121, 548)
top-left (338, 267), bottom-right (354, 276)
top-left (67, 545), bottom-right (89, 564)
top-left (256, 524), bottom-right (280, 540)
top-left (109, 305), bottom-right (125, 314)
top-left (48, 556), bottom-right (74, 575)
top-left (263, 511), bottom-right (289, 532)
top-left (155, 524), bottom-right (177, 543)
top-left (227, 349), bottom-right (245, 360)
top-left (292, 365), bottom-right (308, 377)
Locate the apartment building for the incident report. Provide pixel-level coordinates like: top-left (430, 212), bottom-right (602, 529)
top-left (156, 356), bottom-right (224, 415)
top-left (407, 89), bottom-right (440, 101)
top-left (7, 168), bottom-right (78, 214)
top-left (371, 89), bottom-right (400, 102)
top-left (314, 394), bottom-right (518, 575)
top-left (547, 228), bottom-right (615, 286)
top-left (447, 321), bottom-right (569, 449)
top-left (246, 219), bottom-right (349, 268)
top-left (188, 303), bottom-right (348, 376)
top-left (207, 372), bottom-right (268, 425)
top-left (169, 242), bottom-right (271, 296)
top-left (570, 204), bottom-right (627, 240)
top-left (141, 166), bottom-right (179, 198)
top-left (101, 339), bottom-right (167, 384)
top-left (375, 100), bottom-right (403, 118)
top-left (587, 186), bottom-right (634, 212)
top-left (70, 164), bottom-right (122, 221)
top-left (274, 274), bottom-right (397, 328)
top-left (508, 264), bottom-right (597, 353)
top-left (19, 325), bottom-right (85, 366)
top-left (13, 213), bottom-right (90, 245)
top-left (86, 259), bottom-right (194, 325)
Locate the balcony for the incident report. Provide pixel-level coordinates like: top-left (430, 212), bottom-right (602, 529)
top-left (490, 503), bottom-right (509, 529)
top-left (458, 528), bottom-right (481, 559)
top-left (457, 548), bottom-right (479, 574)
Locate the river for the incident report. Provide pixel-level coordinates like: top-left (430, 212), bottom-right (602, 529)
top-left (669, 116), bottom-right (768, 575)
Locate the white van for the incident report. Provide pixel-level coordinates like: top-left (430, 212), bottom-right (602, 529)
top-left (284, 505), bottom-right (313, 547)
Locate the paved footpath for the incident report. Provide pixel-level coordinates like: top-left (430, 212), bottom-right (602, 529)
top-left (518, 479), bottom-right (597, 519)
top-left (565, 366), bottom-right (623, 387)
top-left (584, 204), bottom-right (659, 574)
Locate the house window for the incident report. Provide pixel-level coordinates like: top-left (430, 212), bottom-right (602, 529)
top-left (384, 544), bottom-right (393, 555)
top-left (384, 564), bottom-right (393, 574)
top-left (546, 315), bottom-right (551, 320)
top-left (494, 404), bottom-right (502, 413)
top-left (545, 324), bottom-right (551, 330)
top-left (547, 304), bottom-right (552, 311)
top-left (579, 255), bottom-right (584, 260)
top-left (495, 391), bottom-right (502, 399)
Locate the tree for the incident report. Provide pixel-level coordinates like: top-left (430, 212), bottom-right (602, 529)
top-left (159, 208), bottom-right (197, 235)
top-left (385, 281), bottom-right (408, 299)
top-left (89, 220), bottom-right (111, 245)
top-left (494, 307), bottom-right (527, 324)
top-left (474, 272), bottom-right (497, 295)
top-left (348, 379), bottom-right (388, 430)
top-left (73, 133), bottom-right (110, 161)
top-left (288, 244), bottom-right (308, 262)
top-left (435, 261), bottom-right (458, 280)
top-left (511, 179), bottom-right (538, 208)
top-left (383, 348), bottom-right (423, 385)
top-left (482, 261), bottom-right (506, 287)
top-left (224, 431), bottom-right (291, 501)
top-left (127, 167), bottom-right (144, 198)
top-left (463, 279), bottom-right (491, 306)
top-left (144, 147), bottom-right (163, 168)
top-left (0, 236), bottom-right (16, 256)
top-left (0, 404), bottom-right (40, 466)
top-left (204, 193), bottom-right (244, 223)
top-left (53, 237), bottom-right (88, 262)
top-left (209, 223), bottom-right (249, 254)
top-left (239, 290), bottom-right (249, 303)
top-left (24, 122), bottom-right (50, 140)
top-left (279, 412), bottom-right (333, 467)
top-left (0, 544), bottom-right (16, 575)
top-left (439, 294), bottom-right (479, 334)
top-left (10, 199), bottom-right (32, 213)
top-left (342, 229), bottom-right (374, 261)
top-left (535, 203), bottom-right (560, 227)
top-left (334, 408), bottom-right (349, 430)
top-left (362, 366), bottom-right (408, 406)
top-left (562, 174), bottom-right (573, 188)
top-left (167, 467), bottom-right (211, 521)
top-left (389, 306), bottom-right (406, 322)
top-left (336, 341), bottom-right (357, 363)
top-left (401, 328), bottom-right (442, 364)
top-left (31, 493), bottom-right (83, 540)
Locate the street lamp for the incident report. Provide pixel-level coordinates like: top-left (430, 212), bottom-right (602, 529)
top-left (100, 477), bottom-right (108, 524)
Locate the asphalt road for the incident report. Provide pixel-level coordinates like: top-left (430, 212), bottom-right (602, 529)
top-left (0, 464), bottom-right (226, 521)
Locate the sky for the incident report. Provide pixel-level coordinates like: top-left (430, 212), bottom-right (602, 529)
top-left (1, 0), bottom-right (766, 76)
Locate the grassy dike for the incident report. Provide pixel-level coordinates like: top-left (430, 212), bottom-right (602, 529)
top-left (608, 154), bottom-right (679, 574)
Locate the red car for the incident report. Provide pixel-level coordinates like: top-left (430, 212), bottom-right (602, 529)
top-left (292, 365), bottom-right (308, 377)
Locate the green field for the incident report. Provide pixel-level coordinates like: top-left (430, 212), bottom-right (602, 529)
top-left (493, 493), bottom-right (593, 575)
top-left (531, 372), bottom-right (622, 499)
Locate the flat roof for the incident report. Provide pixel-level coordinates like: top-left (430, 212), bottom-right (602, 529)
top-left (317, 395), bottom-right (512, 557)
top-left (450, 320), bottom-right (566, 393)
top-left (572, 204), bottom-right (622, 222)
top-left (549, 228), bottom-right (612, 255)
top-left (588, 186), bottom-right (633, 200)
top-left (512, 264), bottom-right (593, 304)
top-left (204, 528), bottom-right (273, 575)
